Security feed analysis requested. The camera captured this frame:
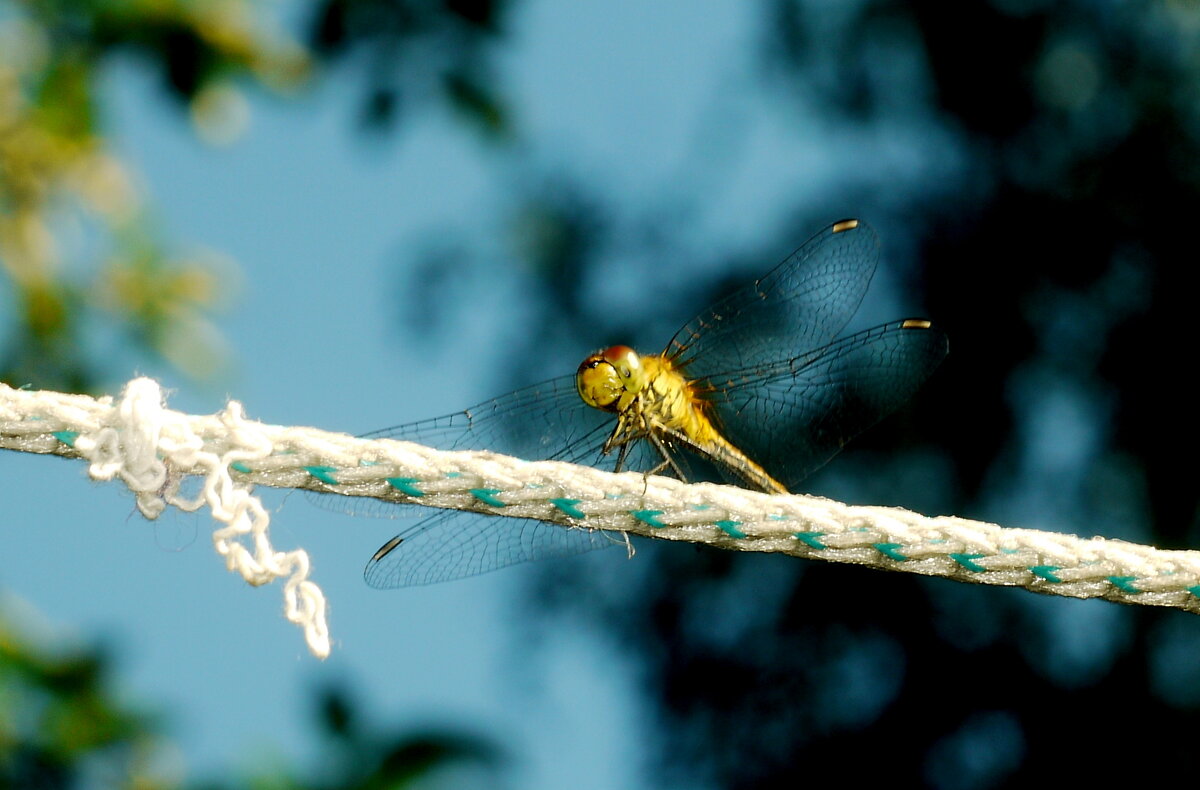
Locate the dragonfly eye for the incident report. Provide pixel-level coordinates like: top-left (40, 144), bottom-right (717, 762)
top-left (602, 345), bottom-right (643, 382)
top-left (576, 346), bottom-right (644, 412)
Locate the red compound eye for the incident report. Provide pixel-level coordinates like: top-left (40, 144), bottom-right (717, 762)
top-left (602, 345), bottom-right (635, 363)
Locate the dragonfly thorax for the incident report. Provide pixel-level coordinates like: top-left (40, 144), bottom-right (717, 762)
top-left (576, 345), bottom-right (645, 413)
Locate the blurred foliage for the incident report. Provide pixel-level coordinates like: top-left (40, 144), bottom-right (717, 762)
top-left (0, 0), bottom-right (512, 393)
top-left (306, 0), bottom-right (511, 135)
top-left (0, 0), bottom-right (307, 392)
top-left (1, 610), bottom-right (172, 788)
top-left (194, 684), bottom-right (503, 790)
top-left (0, 608), bottom-right (502, 789)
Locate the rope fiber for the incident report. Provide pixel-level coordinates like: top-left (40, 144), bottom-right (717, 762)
top-left (4, 377), bottom-right (1200, 657)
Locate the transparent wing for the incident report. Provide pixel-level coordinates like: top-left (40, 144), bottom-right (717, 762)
top-left (696, 319), bottom-right (948, 490)
top-left (667, 219), bottom-right (879, 371)
top-left (362, 508), bottom-right (622, 588)
top-left (362, 376), bottom-right (607, 462)
top-left (309, 377), bottom-right (604, 520)
top-left (308, 376), bottom-right (663, 588)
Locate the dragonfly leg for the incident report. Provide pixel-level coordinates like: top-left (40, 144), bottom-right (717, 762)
top-left (606, 410), bottom-right (645, 472)
top-left (612, 440), bottom-right (632, 473)
top-left (647, 431), bottom-right (690, 482)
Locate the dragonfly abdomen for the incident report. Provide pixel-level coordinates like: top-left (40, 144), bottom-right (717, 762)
top-left (640, 355), bottom-right (789, 494)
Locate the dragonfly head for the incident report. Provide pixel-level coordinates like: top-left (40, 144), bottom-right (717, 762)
top-left (576, 345), bottom-right (645, 413)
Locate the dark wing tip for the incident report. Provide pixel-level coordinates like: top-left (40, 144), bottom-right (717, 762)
top-left (897, 316), bottom-right (948, 346)
top-left (898, 317), bottom-right (949, 357)
top-left (370, 535), bottom-right (405, 563)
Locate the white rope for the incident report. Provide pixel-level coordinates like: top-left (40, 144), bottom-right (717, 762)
top-left (0, 379), bottom-right (330, 658)
top-left (3, 378), bottom-right (1200, 658)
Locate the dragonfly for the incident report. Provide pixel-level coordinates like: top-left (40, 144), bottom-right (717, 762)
top-left (314, 219), bottom-right (948, 588)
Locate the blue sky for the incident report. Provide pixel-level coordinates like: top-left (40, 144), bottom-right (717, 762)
top-left (0, 1), bottom-right (962, 787)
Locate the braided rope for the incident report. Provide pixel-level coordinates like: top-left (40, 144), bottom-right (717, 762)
top-left (3, 378), bottom-right (1200, 659)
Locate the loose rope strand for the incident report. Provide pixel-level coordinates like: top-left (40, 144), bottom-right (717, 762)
top-left (3, 377), bottom-right (1200, 658)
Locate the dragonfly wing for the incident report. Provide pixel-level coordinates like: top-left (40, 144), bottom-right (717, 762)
top-left (308, 375), bottom-right (655, 587)
top-left (700, 319), bottom-right (948, 490)
top-left (308, 375), bottom-right (610, 519)
top-left (364, 508), bottom-right (618, 588)
top-left (667, 219), bottom-right (879, 370)
top-left (362, 375), bottom-right (607, 456)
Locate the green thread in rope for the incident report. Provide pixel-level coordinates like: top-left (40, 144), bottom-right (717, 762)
top-left (551, 498), bottom-right (586, 519)
top-left (230, 461), bottom-right (251, 474)
top-left (875, 543), bottom-right (908, 562)
top-left (1189, 585), bottom-right (1200, 598)
top-left (52, 431), bottom-right (78, 447)
top-left (386, 478), bottom-right (425, 497)
top-left (632, 510), bottom-right (666, 528)
top-left (714, 520), bottom-right (746, 538)
top-left (305, 466), bottom-right (339, 486)
top-left (950, 553), bottom-right (987, 572)
top-left (470, 489), bottom-right (506, 507)
top-left (793, 532), bottom-right (827, 549)
top-left (1108, 576), bottom-right (1140, 593)
top-left (1030, 565), bottom-right (1063, 583)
